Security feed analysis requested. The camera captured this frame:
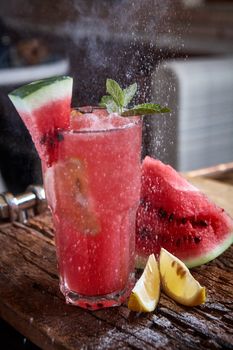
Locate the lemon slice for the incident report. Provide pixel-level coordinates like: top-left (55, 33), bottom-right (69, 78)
top-left (128, 254), bottom-right (160, 312)
top-left (159, 248), bottom-right (206, 306)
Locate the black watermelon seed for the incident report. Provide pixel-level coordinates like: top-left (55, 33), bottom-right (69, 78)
top-left (176, 238), bottom-right (181, 247)
top-left (181, 218), bottom-right (187, 224)
top-left (97, 303), bottom-right (104, 308)
top-left (199, 220), bottom-right (208, 227)
top-left (57, 132), bottom-right (64, 142)
top-left (159, 208), bottom-right (167, 219)
top-left (85, 303), bottom-right (92, 309)
top-left (194, 236), bottom-right (202, 244)
top-left (168, 213), bottom-right (175, 222)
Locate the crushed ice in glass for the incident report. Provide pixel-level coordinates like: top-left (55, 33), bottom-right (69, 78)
top-left (71, 111), bottom-right (138, 132)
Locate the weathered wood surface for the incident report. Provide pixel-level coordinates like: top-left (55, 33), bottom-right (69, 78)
top-left (0, 178), bottom-right (233, 350)
top-left (185, 162), bottom-right (233, 184)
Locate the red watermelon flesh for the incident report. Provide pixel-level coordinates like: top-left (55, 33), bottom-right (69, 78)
top-left (21, 99), bottom-right (71, 166)
top-left (136, 156), bottom-right (233, 268)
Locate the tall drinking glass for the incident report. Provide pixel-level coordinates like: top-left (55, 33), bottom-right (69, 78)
top-left (43, 109), bottom-right (142, 309)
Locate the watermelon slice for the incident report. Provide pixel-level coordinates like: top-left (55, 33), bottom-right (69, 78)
top-left (8, 76), bottom-right (73, 166)
top-left (136, 156), bottom-right (233, 268)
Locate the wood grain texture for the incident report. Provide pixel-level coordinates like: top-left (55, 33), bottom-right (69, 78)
top-left (0, 179), bottom-right (233, 350)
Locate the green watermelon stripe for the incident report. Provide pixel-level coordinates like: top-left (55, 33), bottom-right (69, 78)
top-left (9, 76), bottom-right (73, 114)
top-left (9, 76), bottom-right (71, 99)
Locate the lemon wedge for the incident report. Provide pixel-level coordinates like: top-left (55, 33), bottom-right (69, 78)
top-left (159, 248), bottom-right (206, 306)
top-left (128, 254), bottom-right (160, 312)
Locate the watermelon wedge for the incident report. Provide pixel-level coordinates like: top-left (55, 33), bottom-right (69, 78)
top-left (8, 76), bottom-right (73, 166)
top-left (136, 156), bottom-right (233, 268)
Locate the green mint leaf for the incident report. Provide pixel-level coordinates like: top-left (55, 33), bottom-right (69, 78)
top-left (99, 95), bottom-right (113, 107)
top-left (121, 103), bottom-right (171, 117)
top-left (99, 95), bottom-right (120, 113)
top-left (136, 103), bottom-right (171, 113)
top-left (105, 100), bottom-right (119, 113)
top-left (106, 79), bottom-right (124, 108)
top-left (123, 82), bottom-right (137, 107)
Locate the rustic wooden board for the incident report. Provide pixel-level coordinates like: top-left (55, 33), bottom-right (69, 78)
top-left (188, 177), bottom-right (233, 215)
top-left (0, 178), bottom-right (233, 350)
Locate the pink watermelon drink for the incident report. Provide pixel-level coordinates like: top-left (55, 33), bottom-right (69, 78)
top-left (44, 110), bottom-right (142, 308)
top-left (9, 76), bottom-right (142, 309)
top-left (9, 77), bottom-right (169, 308)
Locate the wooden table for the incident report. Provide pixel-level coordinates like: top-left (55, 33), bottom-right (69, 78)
top-left (0, 171), bottom-right (233, 350)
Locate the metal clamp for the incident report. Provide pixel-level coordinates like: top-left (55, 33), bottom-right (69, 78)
top-left (0, 185), bottom-right (47, 223)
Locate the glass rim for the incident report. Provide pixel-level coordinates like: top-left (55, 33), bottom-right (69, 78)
top-left (63, 106), bottom-right (142, 135)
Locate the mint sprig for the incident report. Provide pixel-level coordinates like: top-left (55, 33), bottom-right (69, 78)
top-left (99, 79), bottom-right (170, 116)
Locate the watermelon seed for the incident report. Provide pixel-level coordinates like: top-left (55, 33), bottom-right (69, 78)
top-left (168, 213), bottom-right (175, 222)
top-left (181, 218), bottom-right (187, 224)
top-left (176, 238), bottom-right (181, 247)
top-left (191, 219), bottom-right (209, 227)
top-left (56, 131), bottom-right (64, 142)
top-left (159, 208), bottom-right (167, 219)
top-left (199, 220), bottom-right (208, 227)
top-left (85, 303), bottom-right (92, 309)
top-left (194, 236), bottom-right (202, 244)
top-left (97, 303), bottom-right (104, 308)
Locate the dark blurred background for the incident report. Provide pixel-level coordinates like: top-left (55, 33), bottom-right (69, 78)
top-left (0, 0), bottom-right (233, 348)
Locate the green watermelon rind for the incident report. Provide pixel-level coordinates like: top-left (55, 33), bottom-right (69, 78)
top-left (8, 76), bottom-right (73, 113)
top-left (184, 233), bottom-right (233, 268)
top-left (136, 232), bottom-right (233, 269)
